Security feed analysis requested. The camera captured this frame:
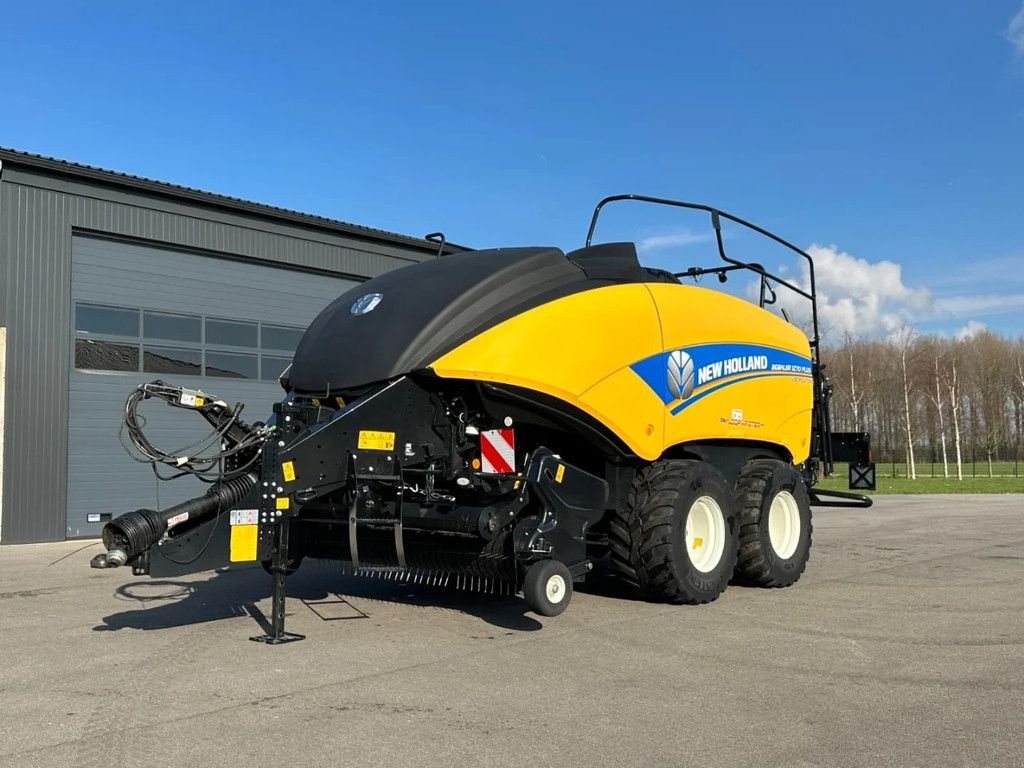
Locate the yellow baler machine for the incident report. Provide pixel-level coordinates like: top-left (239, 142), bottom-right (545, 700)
top-left (432, 281), bottom-right (814, 464)
top-left (92, 195), bottom-right (871, 643)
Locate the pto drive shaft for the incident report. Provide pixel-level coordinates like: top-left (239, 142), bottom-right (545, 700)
top-left (90, 472), bottom-right (257, 568)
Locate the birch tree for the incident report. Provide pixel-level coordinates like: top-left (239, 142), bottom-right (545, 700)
top-left (948, 353), bottom-right (964, 481)
top-left (895, 324), bottom-right (918, 479)
top-left (924, 352), bottom-right (949, 478)
top-left (821, 331), bottom-right (1022, 473)
top-left (845, 335), bottom-right (869, 432)
top-left (971, 331), bottom-right (1012, 477)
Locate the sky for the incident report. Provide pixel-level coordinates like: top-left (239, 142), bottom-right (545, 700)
top-left (1, 1), bottom-right (1022, 342)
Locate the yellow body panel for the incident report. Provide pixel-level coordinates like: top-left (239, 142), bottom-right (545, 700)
top-left (647, 283), bottom-right (810, 354)
top-left (432, 283), bottom-right (665, 454)
top-left (431, 281), bottom-right (813, 463)
top-left (576, 366), bottom-right (666, 459)
top-left (647, 284), bottom-right (814, 463)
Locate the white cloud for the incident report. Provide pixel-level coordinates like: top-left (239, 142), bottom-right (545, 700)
top-left (739, 242), bottom-right (1021, 340)
top-left (1008, 3), bottom-right (1024, 57)
top-left (777, 244), bottom-right (933, 339)
top-left (954, 320), bottom-right (987, 341)
top-left (636, 230), bottom-right (713, 253)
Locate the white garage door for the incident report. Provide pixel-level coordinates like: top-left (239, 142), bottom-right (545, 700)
top-left (67, 236), bottom-right (357, 538)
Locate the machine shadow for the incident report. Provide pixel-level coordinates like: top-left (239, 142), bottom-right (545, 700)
top-left (326, 577), bottom-right (543, 631)
top-left (572, 558), bottom-right (649, 603)
top-left (93, 559), bottom-right (543, 634)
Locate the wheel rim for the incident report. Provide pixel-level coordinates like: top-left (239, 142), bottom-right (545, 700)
top-left (768, 490), bottom-right (801, 560)
top-left (546, 574), bottom-right (567, 604)
top-left (684, 496), bottom-right (726, 573)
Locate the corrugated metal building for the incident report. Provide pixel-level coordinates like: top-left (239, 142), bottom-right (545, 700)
top-left (0, 148), bottom-right (461, 544)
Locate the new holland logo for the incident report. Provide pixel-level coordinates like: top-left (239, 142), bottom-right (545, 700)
top-left (666, 350), bottom-right (695, 400)
top-left (350, 292), bottom-right (383, 315)
top-left (630, 342), bottom-right (813, 416)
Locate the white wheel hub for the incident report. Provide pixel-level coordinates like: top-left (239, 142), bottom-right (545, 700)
top-left (684, 496), bottom-right (726, 573)
top-left (545, 574), bottom-right (567, 604)
top-left (768, 490), bottom-right (801, 560)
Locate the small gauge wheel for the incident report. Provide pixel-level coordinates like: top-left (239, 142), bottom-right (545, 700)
top-left (523, 559), bottom-right (573, 617)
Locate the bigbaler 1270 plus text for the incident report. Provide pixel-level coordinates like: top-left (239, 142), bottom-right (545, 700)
top-left (91, 195), bottom-right (872, 643)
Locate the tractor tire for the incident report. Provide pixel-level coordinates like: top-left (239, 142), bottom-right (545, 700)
top-left (620, 460), bottom-right (738, 604)
top-left (733, 459), bottom-right (813, 588)
top-left (607, 506), bottom-right (638, 585)
top-left (523, 559), bottom-right (573, 617)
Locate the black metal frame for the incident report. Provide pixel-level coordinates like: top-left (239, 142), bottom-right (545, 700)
top-left (425, 232), bottom-right (447, 259)
top-left (585, 194), bottom-right (821, 355)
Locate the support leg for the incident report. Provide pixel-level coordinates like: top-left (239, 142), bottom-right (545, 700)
top-left (250, 520), bottom-right (305, 644)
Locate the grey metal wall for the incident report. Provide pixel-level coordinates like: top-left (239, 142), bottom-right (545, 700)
top-left (67, 236), bottom-right (357, 538)
top-left (0, 162), bottom-right (437, 543)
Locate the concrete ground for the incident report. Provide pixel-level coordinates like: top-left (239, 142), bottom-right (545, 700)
top-left (1, 495), bottom-right (1022, 768)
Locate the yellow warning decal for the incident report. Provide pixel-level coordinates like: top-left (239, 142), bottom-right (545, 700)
top-left (358, 430), bottom-right (395, 451)
top-left (335, 396), bottom-right (346, 409)
top-left (693, 537), bottom-right (703, 549)
top-left (194, 396), bottom-right (204, 407)
top-left (555, 464), bottom-right (565, 483)
top-left (281, 461), bottom-right (296, 482)
top-left (275, 496), bottom-right (290, 510)
top-left (230, 524), bottom-right (258, 562)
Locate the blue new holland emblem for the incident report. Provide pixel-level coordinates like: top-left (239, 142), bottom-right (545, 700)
top-left (631, 342), bottom-right (813, 415)
top-left (350, 293), bottom-right (383, 315)
top-left (666, 349), bottom-right (695, 400)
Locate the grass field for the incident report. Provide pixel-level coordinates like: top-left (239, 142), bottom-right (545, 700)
top-left (817, 471), bottom-right (1024, 494)
top-left (866, 461), bottom-right (1022, 479)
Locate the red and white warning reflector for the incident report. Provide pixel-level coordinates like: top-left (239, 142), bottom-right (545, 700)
top-left (479, 428), bottom-right (515, 474)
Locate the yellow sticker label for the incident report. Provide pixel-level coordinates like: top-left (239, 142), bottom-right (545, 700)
top-left (358, 430), bottom-right (396, 451)
top-left (194, 396), bottom-right (204, 407)
top-left (335, 396), bottom-right (346, 409)
top-left (281, 461), bottom-right (296, 482)
top-left (275, 496), bottom-right (290, 510)
top-left (229, 524), bottom-right (258, 562)
top-left (693, 537), bottom-right (703, 549)
top-left (555, 464), bottom-right (565, 483)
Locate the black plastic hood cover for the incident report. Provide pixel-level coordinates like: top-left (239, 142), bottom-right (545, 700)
top-left (288, 247), bottom-right (587, 392)
top-left (287, 242), bottom-right (671, 393)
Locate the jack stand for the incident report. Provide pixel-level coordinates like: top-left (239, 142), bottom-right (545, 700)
top-left (251, 519), bottom-right (305, 645)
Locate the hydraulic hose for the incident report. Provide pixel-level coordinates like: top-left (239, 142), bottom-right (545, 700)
top-left (93, 472), bottom-right (257, 567)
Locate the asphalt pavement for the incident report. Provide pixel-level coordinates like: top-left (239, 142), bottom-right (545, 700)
top-left (1, 494), bottom-right (1021, 768)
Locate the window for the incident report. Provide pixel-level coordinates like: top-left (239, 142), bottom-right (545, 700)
top-left (206, 318), bottom-right (257, 348)
top-left (74, 304), bottom-right (140, 372)
top-left (206, 351), bottom-right (258, 379)
top-left (76, 304), bottom-right (139, 336)
top-left (261, 355), bottom-right (292, 381)
top-left (75, 339), bottom-right (139, 372)
top-left (144, 311), bottom-right (201, 343)
top-left (261, 324), bottom-right (303, 352)
top-left (143, 346), bottom-right (202, 376)
top-left (73, 302), bottom-right (306, 377)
